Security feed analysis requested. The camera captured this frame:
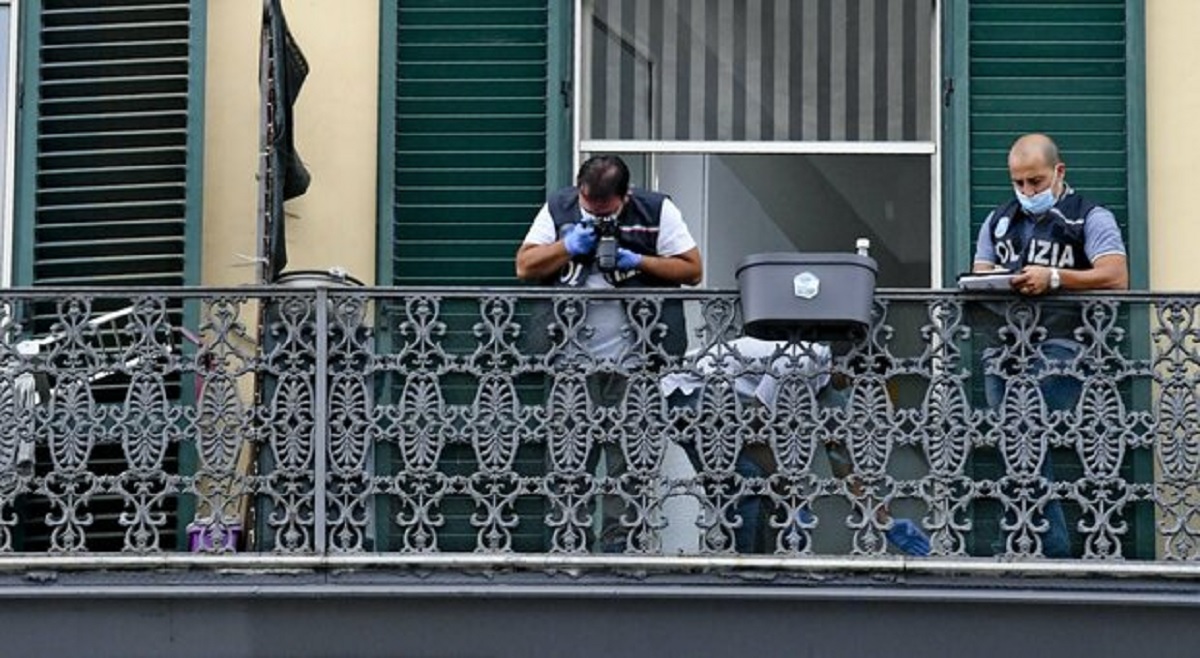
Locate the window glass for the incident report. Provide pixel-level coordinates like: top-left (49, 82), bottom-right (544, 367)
top-left (583, 151), bottom-right (932, 288)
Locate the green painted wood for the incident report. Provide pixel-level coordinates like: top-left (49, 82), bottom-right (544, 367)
top-left (394, 168), bottom-right (545, 187)
top-left (403, 0), bottom-right (545, 8)
top-left (963, 0), bottom-right (1151, 559)
top-left (971, 96), bottom-right (1127, 114)
top-left (1122, 0), bottom-right (1152, 560)
top-left (395, 224), bottom-right (528, 241)
top-left (380, 0), bottom-right (563, 552)
top-left (18, 0), bottom-right (199, 288)
top-left (399, 9), bottom-right (545, 26)
top-left (12, 0), bottom-right (204, 552)
top-left (971, 60), bottom-right (1125, 78)
top-left (968, 0), bottom-right (1133, 244)
top-left (544, 0), bottom-right (571, 191)
top-left (970, 78), bottom-right (1125, 95)
top-left (941, 0), bottom-right (971, 282)
top-left (388, 0), bottom-right (553, 286)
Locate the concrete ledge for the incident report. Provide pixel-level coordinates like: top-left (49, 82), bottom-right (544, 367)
top-left (1, 569), bottom-right (1199, 658)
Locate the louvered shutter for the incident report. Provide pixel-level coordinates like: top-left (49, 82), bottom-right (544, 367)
top-left (968, 0), bottom-right (1130, 237)
top-left (388, 0), bottom-right (551, 285)
top-left (21, 0), bottom-right (198, 287)
top-left (14, 0), bottom-right (202, 552)
top-left (963, 0), bottom-right (1150, 558)
top-left (380, 0), bottom-right (559, 552)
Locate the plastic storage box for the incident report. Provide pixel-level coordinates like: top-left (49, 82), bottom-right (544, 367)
top-left (735, 252), bottom-right (878, 342)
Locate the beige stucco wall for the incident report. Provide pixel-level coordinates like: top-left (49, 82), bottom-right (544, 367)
top-left (202, 0), bottom-right (379, 286)
top-left (1146, 1), bottom-right (1200, 291)
top-left (200, 3), bottom-right (1195, 292)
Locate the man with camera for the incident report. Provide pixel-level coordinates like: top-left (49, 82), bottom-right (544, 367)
top-left (516, 155), bottom-right (701, 305)
top-left (516, 154), bottom-right (702, 552)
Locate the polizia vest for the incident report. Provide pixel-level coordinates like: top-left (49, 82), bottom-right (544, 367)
top-left (540, 186), bottom-right (687, 358)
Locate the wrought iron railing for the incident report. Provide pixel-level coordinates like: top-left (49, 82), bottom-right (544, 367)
top-left (0, 287), bottom-right (1196, 564)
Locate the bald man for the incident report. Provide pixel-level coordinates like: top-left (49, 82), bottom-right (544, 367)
top-left (971, 133), bottom-right (1129, 558)
top-left (973, 132), bottom-right (1128, 291)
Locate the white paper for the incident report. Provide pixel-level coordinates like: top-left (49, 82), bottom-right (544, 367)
top-left (957, 273), bottom-right (1017, 291)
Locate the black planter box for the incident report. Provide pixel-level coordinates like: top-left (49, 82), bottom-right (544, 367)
top-left (735, 252), bottom-right (877, 342)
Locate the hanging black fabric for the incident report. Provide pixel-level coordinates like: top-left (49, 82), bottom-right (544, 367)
top-left (263, 0), bottom-right (311, 281)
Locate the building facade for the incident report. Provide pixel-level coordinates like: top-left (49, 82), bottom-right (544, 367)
top-left (1, 2), bottom-right (1200, 656)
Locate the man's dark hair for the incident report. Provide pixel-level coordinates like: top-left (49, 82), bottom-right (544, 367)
top-left (576, 155), bottom-right (630, 199)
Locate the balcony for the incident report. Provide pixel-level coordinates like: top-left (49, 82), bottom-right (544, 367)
top-left (1, 286), bottom-right (1200, 656)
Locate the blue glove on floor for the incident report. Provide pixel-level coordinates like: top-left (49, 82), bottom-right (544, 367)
top-left (615, 247), bottom-right (642, 271)
top-left (563, 222), bottom-right (597, 257)
top-left (885, 518), bottom-right (930, 556)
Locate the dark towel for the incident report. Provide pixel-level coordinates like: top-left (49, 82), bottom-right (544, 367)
top-left (263, 0), bottom-right (311, 280)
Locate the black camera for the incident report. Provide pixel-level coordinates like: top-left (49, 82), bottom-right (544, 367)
top-left (593, 215), bottom-right (619, 272)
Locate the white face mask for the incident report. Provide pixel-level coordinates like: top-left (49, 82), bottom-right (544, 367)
top-left (1014, 173), bottom-right (1060, 215)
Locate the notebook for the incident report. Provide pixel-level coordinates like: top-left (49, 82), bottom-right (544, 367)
top-left (956, 270), bottom-right (1016, 291)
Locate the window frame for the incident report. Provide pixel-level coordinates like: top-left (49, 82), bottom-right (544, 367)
top-left (0, 0), bottom-right (17, 288)
top-left (572, 0), bottom-right (944, 286)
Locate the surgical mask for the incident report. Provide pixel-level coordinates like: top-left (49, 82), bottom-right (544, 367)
top-left (579, 210), bottom-right (616, 228)
top-left (1015, 176), bottom-right (1059, 215)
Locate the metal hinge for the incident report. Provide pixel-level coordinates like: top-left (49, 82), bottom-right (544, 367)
top-left (942, 77), bottom-right (955, 108)
top-left (560, 78), bottom-right (572, 110)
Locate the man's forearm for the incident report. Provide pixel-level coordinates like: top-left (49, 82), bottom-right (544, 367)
top-left (517, 243), bottom-right (703, 285)
top-left (638, 248), bottom-right (702, 285)
top-left (515, 242), bottom-right (570, 281)
top-left (1060, 261), bottom-right (1128, 290)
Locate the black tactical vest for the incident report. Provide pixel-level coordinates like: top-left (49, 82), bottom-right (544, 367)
top-left (983, 190), bottom-right (1098, 273)
top-left (981, 189), bottom-right (1101, 342)
top-left (544, 186), bottom-right (677, 288)
top-left (535, 186), bottom-right (687, 358)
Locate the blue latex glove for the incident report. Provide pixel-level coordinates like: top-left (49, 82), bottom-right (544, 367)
top-left (786, 508), bottom-right (815, 552)
top-left (563, 222), bottom-right (597, 257)
top-left (885, 518), bottom-right (930, 556)
top-left (615, 247), bottom-right (642, 271)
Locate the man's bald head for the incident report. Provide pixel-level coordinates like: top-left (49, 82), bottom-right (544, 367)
top-left (1008, 133), bottom-right (1065, 199)
top-left (1009, 133), bottom-right (1061, 169)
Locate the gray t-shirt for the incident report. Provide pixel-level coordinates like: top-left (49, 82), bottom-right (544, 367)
top-left (973, 193), bottom-right (1126, 266)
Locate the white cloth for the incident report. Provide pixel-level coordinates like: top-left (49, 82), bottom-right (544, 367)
top-left (659, 337), bottom-right (832, 409)
top-left (0, 372), bottom-right (36, 472)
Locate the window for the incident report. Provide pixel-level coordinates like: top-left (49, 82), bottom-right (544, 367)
top-left (577, 0), bottom-right (939, 287)
top-left (0, 1), bottom-right (15, 287)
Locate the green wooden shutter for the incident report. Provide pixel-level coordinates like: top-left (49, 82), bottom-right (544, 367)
top-left (385, 0), bottom-right (554, 286)
top-left (963, 0), bottom-right (1151, 558)
top-left (378, 0), bottom-right (562, 552)
top-left (968, 0), bottom-right (1130, 238)
top-left (16, 0), bottom-right (202, 288)
top-left (13, 0), bottom-right (205, 552)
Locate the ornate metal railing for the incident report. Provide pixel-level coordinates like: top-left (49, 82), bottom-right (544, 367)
top-left (0, 287), bottom-right (1196, 563)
